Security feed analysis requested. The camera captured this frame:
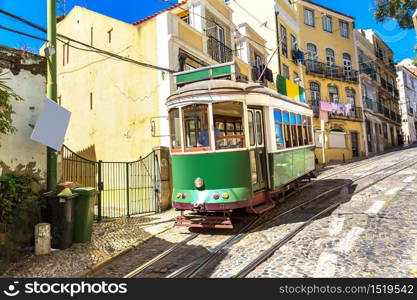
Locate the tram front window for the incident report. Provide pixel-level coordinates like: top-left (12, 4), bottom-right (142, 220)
top-left (213, 102), bottom-right (245, 150)
top-left (183, 104), bottom-right (210, 150)
top-left (169, 108), bottom-right (182, 151)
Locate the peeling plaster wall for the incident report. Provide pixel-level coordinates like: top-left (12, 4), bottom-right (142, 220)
top-left (0, 46), bottom-right (47, 180)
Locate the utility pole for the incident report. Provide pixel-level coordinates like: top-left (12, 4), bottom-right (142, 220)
top-left (46, 0), bottom-right (57, 191)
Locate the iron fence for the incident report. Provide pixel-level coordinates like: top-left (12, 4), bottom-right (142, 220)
top-left (61, 146), bottom-right (159, 220)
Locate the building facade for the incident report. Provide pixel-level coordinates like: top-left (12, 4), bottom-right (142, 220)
top-left (52, 0), bottom-right (254, 161)
top-left (294, 0), bottom-right (365, 163)
top-left (0, 45), bottom-right (47, 180)
top-left (358, 29), bottom-right (402, 152)
top-left (227, 0), bottom-right (305, 91)
top-left (396, 65), bottom-right (417, 145)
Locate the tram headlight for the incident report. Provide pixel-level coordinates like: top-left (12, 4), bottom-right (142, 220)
top-left (176, 193), bottom-right (182, 199)
top-left (194, 177), bottom-right (204, 189)
top-left (222, 193), bottom-right (229, 199)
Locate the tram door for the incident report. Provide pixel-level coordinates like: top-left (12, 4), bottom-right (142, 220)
top-left (247, 108), bottom-right (267, 191)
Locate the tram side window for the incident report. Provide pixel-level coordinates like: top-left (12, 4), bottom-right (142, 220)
top-left (296, 114), bottom-right (303, 146)
top-left (169, 108), bottom-right (182, 151)
top-left (248, 111), bottom-right (255, 146)
top-left (213, 102), bottom-right (245, 150)
top-left (273, 109), bottom-right (284, 148)
top-left (302, 116), bottom-right (308, 145)
top-left (283, 111), bottom-right (292, 148)
top-left (307, 116), bottom-right (313, 144)
top-left (183, 104), bottom-right (209, 150)
top-left (290, 113), bottom-right (299, 147)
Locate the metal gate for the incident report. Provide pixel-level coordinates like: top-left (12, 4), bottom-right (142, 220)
top-left (61, 146), bottom-right (159, 220)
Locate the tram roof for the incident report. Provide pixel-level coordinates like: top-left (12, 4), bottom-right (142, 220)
top-left (167, 79), bottom-right (293, 103)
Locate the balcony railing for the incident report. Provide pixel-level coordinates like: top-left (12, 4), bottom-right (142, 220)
top-left (359, 63), bottom-right (377, 81)
top-left (207, 35), bottom-right (233, 64)
top-left (305, 59), bottom-right (358, 83)
top-left (310, 100), bottom-right (362, 120)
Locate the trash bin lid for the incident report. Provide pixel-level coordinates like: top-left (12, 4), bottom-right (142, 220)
top-left (72, 187), bottom-right (99, 196)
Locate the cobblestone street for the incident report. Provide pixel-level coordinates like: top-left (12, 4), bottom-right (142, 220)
top-left (85, 146), bottom-right (417, 279)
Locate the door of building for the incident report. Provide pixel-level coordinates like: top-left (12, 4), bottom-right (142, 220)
top-left (351, 131), bottom-right (359, 157)
top-left (366, 120), bottom-right (373, 153)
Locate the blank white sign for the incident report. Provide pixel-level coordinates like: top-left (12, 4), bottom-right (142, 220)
top-left (30, 98), bottom-right (71, 151)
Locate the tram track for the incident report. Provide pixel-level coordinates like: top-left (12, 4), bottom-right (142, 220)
top-left (232, 157), bottom-right (417, 278)
top-left (166, 153), bottom-right (417, 278)
top-left (89, 147), bottom-right (416, 278)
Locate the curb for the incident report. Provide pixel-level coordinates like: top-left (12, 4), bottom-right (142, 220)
top-left (72, 224), bottom-right (174, 278)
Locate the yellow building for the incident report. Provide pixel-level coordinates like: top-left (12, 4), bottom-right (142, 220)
top-left (227, 0), bottom-right (306, 102)
top-left (294, 0), bottom-right (365, 163)
top-left (51, 0), bottom-right (246, 161)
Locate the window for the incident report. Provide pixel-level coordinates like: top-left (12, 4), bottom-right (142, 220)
top-left (326, 48), bottom-right (336, 77)
top-left (340, 21), bottom-right (349, 38)
top-left (306, 43), bottom-right (318, 60)
top-left (326, 48), bottom-right (336, 66)
top-left (343, 53), bottom-right (352, 79)
top-left (169, 108), bottom-right (182, 151)
top-left (329, 85), bottom-right (339, 103)
top-left (306, 116), bottom-right (313, 144)
top-left (183, 104), bottom-right (210, 150)
top-left (90, 27), bottom-right (94, 46)
top-left (274, 110), bottom-right (284, 148)
top-left (302, 116), bottom-right (308, 145)
top-left (280, 25), bottom-right (288, 57)
top-left (346, 88), bottom-right (355, 106)
top-left (304, 8), bottom-right (314, 26)
top-left (283, 111), bottom-right (292, 147)
top-left (108, 29), bottom-right (113, 43)
top-left (89, 92), bottom-right (93, 110)
top-left (290, 113), bottom-right (298, 147)
top-left (383, 123), bottom-right (388, 139)
top-left (290, 34), bottom-right (297, 61)
top-left (322, 15), bottom-right (332, 32)
top-left (248, 110), bottom-right (255, 146)
top-left (282, 64), bottom-right (290, 80)
top-left (181, 15), bottom-right (190, 24)
top-left (293, 72), bottom-right (299, 82)
top-left (213, 102), bottom-right (245, 150)
top-left (310, 82), bottom-right (321, 104)
top-left (62, 43), bottom-right (69, 65)
top-left (296, 114), bottom-right (303, 146)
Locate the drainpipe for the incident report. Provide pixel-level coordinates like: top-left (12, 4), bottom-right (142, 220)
top-left (274, 9), bottom-right (281, 75)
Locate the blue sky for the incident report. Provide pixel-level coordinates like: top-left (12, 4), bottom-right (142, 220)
top-left (0, 0), bottom-right (415, 62)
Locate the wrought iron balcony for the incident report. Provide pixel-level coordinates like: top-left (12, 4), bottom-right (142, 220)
top-left (207, 35), bottom-right (233, 64)
top-left (359, 63), bottom-right (377, 81)
top-left (305, 59), bottom-right (358, 83)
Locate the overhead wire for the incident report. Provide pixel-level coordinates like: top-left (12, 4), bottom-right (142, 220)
top-left (0, 9), bottom-right (176, 73)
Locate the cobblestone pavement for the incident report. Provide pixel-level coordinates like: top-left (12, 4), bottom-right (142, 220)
top-left (3, 146), bottom-right (416, 278)
top-left (1, 209), bottom-right (178, 277)
top-left (246, 161), bottom-right (417, 278)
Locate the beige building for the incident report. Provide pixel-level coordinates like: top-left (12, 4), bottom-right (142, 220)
top-left (0, 45), bottom-right (47, 180)
top-left (53, 0), bottom-right (261, 161)
top-left (358, 29), bottom-right (402, 150)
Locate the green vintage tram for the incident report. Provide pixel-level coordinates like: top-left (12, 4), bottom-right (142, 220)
top-left (167, 63), bottom-right (315, 228)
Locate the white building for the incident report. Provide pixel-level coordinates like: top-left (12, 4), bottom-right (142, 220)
top-left (0, 45), bottom-right (47, 181)
top-left (396, 64), bottom-right (417, 144)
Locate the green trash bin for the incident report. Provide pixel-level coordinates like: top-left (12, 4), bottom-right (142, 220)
top-left (44, 191), bottom-right (78, 249)
top-left (72, 187), bottom-right (98, 243)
